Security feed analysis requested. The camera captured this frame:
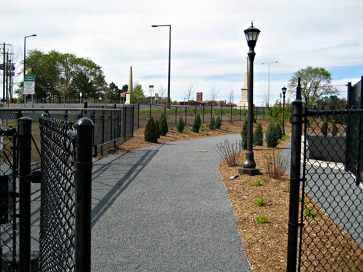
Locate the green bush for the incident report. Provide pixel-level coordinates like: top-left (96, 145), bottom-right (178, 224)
top-left (253, 122), bottom-right (263, 146)
top-left (176, 116), bottom-right (185, 133)
top-left (321, 122), bottom-right (328, 136)
top-left (144, 117), bottom-right (158, 143)
top-left (192, 114), bottom-right (202, 133)
top-left (215, 116), bottom-right (222, 129)
top-left (265, 121), bottom-right (279, 148)
top-left (276, 123), bottom-right (282, 140)
top-left (209, 116), bottom-right (216, 130)
top-left (159, 114), bottom-right (169, 136)
top-left (332, 122), bottom-right (338, 136)
top-left (155, 119), bottom-right (161, 138)
top-left (241, 119), bottom-right (248, 150)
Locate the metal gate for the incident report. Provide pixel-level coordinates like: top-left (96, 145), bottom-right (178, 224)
top-left (287, 79), bottom-right (363, 271)
top-left (0, 123), bottom-right (18, 271)
top-left (0, 115), bottom-right (94, 272)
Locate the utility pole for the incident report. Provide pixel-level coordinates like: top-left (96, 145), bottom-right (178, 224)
top-left (2, 43), bottom-right (5, 103)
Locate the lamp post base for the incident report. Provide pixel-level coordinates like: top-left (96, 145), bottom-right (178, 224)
top-left (238, 167), bottom-right (261, 176)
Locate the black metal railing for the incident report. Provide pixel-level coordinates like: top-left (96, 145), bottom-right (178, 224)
top-left (0, 105), bottom-right (134, 158)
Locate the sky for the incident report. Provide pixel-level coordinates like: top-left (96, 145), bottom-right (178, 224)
top-left (1, 0), bottom-right (363, 105)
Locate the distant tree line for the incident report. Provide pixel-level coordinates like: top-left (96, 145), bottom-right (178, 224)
top-left (18, 49), bottom-right (149, 103)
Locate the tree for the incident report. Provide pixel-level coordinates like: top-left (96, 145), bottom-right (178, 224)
top-left (176, 116), bottom-right (185, 133)
top-left (288, 66), bottom-right (338, 108)
top-left (23, 50), bottom-right (104, 102)
top-left (253, 122), bottom-right (263, 146)
top-left (184, 82), bottom-right (197, 104)
top-left (106, 82), bottom-right (120, 101)
top-left (209, 116), bottom-right (216, 130)
top-left (265, 122), bottom-right (279, 148)
top-left (144, 117), bottom-right (158, 143)
top-left (215, 116), bottom-right (222, 129)
top-left (241, 119), bottom-right (248, 150)
top-left (192, 114), bottom-right (202, 133)
top-left (159, 114), bottom-right (169, 136)
top-left (131, 82), bottom-right (145, 103)
top-left (209, 84), bottom-right (220, 102)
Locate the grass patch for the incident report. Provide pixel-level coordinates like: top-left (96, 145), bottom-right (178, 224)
top-left (256, 215), bottom-right (269, 224)
top-left (253, 197), bottom-right (266, 207)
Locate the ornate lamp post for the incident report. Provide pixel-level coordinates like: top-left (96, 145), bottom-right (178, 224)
top-left (152, 24), bottom-right (171, 109)
top-left (239, 22), bottom-right (261, 176)
top-left (282, 86), bottom-right (287, 136)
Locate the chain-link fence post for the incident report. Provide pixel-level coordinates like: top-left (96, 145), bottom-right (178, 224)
top-left (18, 117), bottom-right (32, 272)
top-left (286, 78), bottom-right (303, 272)
top-left (75, 117), bottom-right (94, 272)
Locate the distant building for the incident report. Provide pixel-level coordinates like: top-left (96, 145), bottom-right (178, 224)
top-left (196, 92), bottom-right (203, 102)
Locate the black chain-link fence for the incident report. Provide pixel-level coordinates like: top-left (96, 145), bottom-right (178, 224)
top-left (39, 115), bottom-right (93, 272)
top-left (300, 109), bottom-right (363, 271)
top-left (0, 125), bottom-right (17, 271)
top-left (287, 79), bottom-right (363, 271)
top-left (39, 116), bottom-right (77, 271)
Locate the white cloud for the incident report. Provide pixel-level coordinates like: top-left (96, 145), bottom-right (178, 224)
top-left (2, 0), bottom-right (363, 104)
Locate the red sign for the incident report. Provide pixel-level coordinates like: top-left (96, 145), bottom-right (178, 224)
top-left (120, 92), bottom-right (126, 97)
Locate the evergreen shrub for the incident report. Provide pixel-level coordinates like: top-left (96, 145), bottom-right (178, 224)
top-left (241, 119), bottom-right (248, 150)
top-left (176, 116), bottom-right (185, 133)
top-left (253, 122), bottom-right (263, 146)
top-left (265, 121), bottom-right (279, 148)
top-left (159, 114), bottom-right (168, 136)
top-left (144, 117), bottom-right (158, 143)
top-left (192, 114), bottom-right (202, 133)
top-left (321, 122), bottom-right (328, 136)
top-left (155, 119), bottom-right (160, 138)
top-left (215, 116), bottom-right (222, 129)
top-left (209, 116), bottom-right (216, 130)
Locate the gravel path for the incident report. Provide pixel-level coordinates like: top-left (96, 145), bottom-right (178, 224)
top-left (91, 134), bottom-right (250, 271)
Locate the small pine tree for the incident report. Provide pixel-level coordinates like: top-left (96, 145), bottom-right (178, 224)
top-left (253, 122), bottom-right (263, 146)
top-left (155, 119), bottom-right (161, 138)
top-left (209, 116), bottom-right (216, 130)
top-left (241, 119), bottom-right (248, 150)
top-left (276, 123), bottom-right (282, 140)
top-left (321, 122), bottom-right (328, 136)
top-left (192, 114), bottom-right (202, 133)
top-left (144, 117), bottom-right (158, 143)
top-left (265, 121), bottom-right (279, 148)
top-left (332, 123), bottom-right (338, 136)
top-left (159, 114), bottom-right (168, 136)
top-left (215, 116), bottom-right (222, 129)
top-left (176, 116), bottom-right (185, 133)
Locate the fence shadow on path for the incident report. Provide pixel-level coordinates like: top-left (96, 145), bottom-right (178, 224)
top-left (91, 145), bottom-right (162, 227)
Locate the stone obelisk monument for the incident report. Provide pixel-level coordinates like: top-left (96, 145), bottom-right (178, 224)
top-left (237, 57), bottom-right (248, 108)
top-left (125, 66), bottom-right (133, 104)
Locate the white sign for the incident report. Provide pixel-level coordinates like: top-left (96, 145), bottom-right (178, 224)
top-left (23, 75), bottom-right (35, 95)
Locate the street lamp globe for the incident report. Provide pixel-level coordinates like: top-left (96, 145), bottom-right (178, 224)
top-left (282, 86), bottom-right (287, 95)
top-left (244, 22), bottom-right (261, 49)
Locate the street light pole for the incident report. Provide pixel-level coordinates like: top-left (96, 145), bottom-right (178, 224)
top-left (239, 22), bottom-right (261, 176)
top-left (282, 86), bottom-right (287, 136)
top-left (152, 24), bottom-right (171, 109)
top-left (23, 34), bottom-right (37, 107)
top-left (261, 60), bottom-right (278, 106)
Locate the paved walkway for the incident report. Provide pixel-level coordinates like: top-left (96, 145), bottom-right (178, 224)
top-left (91, 134), bottom-right (251, 271)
